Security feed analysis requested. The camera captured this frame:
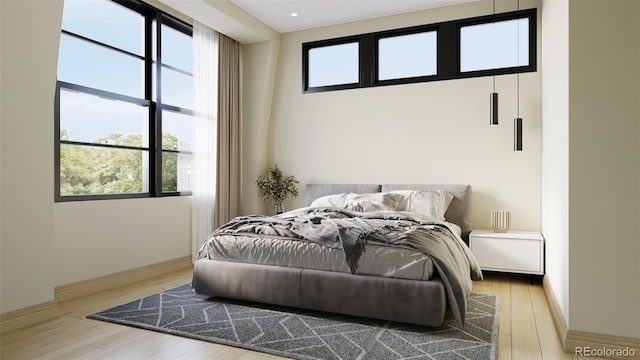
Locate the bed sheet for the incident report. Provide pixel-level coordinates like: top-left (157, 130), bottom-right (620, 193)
top-left (200, 234), bottom-right (434, 281)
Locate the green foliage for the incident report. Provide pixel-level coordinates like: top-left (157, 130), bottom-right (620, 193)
top-left (255, 165), bottom-right (299, 204)
top-left (59, 131), bottom-right (181, 195)
top-left (162, 152), bottom-right (178, 192)
top-left (162, 132), bottom-right (180, 192)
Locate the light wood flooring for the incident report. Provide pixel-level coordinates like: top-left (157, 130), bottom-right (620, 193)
top-left (1, 269), bottom-right (599, 360)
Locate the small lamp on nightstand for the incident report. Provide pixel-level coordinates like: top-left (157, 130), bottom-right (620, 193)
top-left (491, 210), bottom-right (510, 232)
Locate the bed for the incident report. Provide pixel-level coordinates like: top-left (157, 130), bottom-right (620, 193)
top-left (192, 184), bottom-right (482, 327)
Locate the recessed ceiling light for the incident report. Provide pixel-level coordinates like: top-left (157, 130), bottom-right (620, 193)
top-left (290, 12), bottom-right (298, 17)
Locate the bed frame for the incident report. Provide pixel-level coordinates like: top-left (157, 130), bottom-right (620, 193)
top-left (192, 184), bottom-right (472, 327)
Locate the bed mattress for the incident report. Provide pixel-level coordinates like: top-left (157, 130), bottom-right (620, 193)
top-left (200, 235), bottom-right (435, 281)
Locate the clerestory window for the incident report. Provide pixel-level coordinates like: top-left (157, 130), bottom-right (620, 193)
top-left (302, 9), bottom-right (536, 93)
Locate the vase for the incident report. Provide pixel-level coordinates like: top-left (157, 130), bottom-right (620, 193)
top-left (274, 201), bottom-right (284, 215)
top-left (491, 210), bottom-right (510, 233)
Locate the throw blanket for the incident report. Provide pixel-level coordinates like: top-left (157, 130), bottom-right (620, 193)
top-left (201, 207), bottom-right (483, 325)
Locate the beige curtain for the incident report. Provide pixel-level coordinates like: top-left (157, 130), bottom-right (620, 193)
top-left (214, 34), bottom-right (241, 228)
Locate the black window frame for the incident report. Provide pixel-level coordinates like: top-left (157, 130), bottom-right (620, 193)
top-left (55, 0), bottom-right (193, 202)
top-left (302, 8), bottom-right (536, 93)
top-left (302, 35), bottom-right (365, 93)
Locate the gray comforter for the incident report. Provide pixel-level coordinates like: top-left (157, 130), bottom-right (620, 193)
top-left (200, 207), bottom-right (483, 325)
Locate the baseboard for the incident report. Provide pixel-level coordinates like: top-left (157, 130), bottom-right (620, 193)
top-left (0, 300), bottom-right (60, 335)
top-left (55, 256), bottom-right (192, 302)
top-left (543, 277), bottom-right (640, 359)
top-left (0, 256), bottom-right (192, 334)
top-left (542, 276), bottom-right (569, 345)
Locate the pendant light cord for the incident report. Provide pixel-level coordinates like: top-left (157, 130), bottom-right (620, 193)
top-left (516, 0), bottom-right (520, 117)
top-left (492, 0), bottom-right (496, 93)
top-left (517, 72), bottom-right (520, 117)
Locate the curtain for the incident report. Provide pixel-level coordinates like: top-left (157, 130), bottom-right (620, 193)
top-left (214, 34), bottom-right (241, 229)
top-left (192, 21), bottom-right (219, 262)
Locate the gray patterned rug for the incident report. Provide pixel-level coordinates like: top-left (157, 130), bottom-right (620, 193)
top-left (88, 284), bottom-right (499, 360)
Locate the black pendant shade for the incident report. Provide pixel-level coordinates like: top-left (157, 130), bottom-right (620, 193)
top-left (514, 117), bottom-right (523, 151)
top-left (490, 92), bottom-right (499, 126)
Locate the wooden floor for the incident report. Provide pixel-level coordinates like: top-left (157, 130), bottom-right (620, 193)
top-left (1, 269), bottom-right (598, 360)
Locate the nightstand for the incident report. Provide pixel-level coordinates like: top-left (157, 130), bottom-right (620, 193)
top-left (469, 229), bottom-right (544, 275)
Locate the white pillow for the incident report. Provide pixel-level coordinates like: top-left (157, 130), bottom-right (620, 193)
top-left (309, 193), bottom-right (348, 208)
top-left (390, 190), bottom-right (454, 221)
top-left (388, 190), bottom-right (413, 210)
top-left (344, 192), bottom-right (402, 212)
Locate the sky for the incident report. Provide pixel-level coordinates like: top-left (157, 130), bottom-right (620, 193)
top-left (58, 0), bottom-right (193, 148)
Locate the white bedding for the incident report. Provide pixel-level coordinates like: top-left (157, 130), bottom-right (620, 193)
top-left (201, 234), bottom-right (435, 280)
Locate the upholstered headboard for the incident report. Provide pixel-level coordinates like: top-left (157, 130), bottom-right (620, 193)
top-left (304, 183), bottom-right (472, 241)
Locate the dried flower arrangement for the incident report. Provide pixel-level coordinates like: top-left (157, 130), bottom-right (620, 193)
top-left (255, 165), bottom-right (299, 214)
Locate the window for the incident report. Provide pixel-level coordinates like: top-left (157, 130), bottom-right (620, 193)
top-left (302, 36), bottom-right (363, 92)
top-left (308, 42), bottom-right (359, 87)
top-left (158, 23), bottom-right (194, 193)
top-left (56, 0), bottom-right (193, 201)
top-left (302, 8), bottom-right (536, 93)
top-left (378, 31), bottom-right (437, 81)
top-left (460, 17), bottom-right (531, 74)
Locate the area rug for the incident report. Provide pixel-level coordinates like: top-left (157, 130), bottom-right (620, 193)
top-left (88, 284), bottom-right (499, 360)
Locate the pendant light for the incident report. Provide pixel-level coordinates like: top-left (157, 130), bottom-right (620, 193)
top-left (514, 74), bottom-right (523, 151)
top-left (491, 80), bottom-right (498, 126)
top-left (490, 0), bottom-right (498, 126)
top-left (514, 0), bottom-right (523, 151)
top-left (514, 118), bottom-right (523, 151)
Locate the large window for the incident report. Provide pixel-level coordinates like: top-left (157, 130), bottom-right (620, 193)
top-left (303, 8), bottom-right (536, 93)
top-left (56, 0), bottom-right (193, 201)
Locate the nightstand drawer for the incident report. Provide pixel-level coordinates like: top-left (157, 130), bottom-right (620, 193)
top-left (470, 230), bottom-right (544, 275)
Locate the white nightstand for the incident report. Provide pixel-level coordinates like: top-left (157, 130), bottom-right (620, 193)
top-left (469, 229), bottom-right (544, 275)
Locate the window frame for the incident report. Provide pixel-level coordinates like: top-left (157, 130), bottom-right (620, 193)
top-left (55, 0), bottom-right (193, 202)
top-left (302, 8), bottom-right (536, 93)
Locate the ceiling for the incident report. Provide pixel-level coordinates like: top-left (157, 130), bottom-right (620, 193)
top-left (229, 0), bottom-right (481, 33)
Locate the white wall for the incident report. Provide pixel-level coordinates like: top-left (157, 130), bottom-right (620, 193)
top-left (241, 40), bottom-right (280, 215)
top-left (541, 0), bottom-right (569, 326)
top-left (542, 0), bottom-right (640, 340)
top-left (0, 0), bottom-right (62, 313)
top-left (268, 0), bottom-right (542, 231)
top-left (53, 198), bottom-right (191, 285)
top-left (567, 0), bottom-right (639, 338)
